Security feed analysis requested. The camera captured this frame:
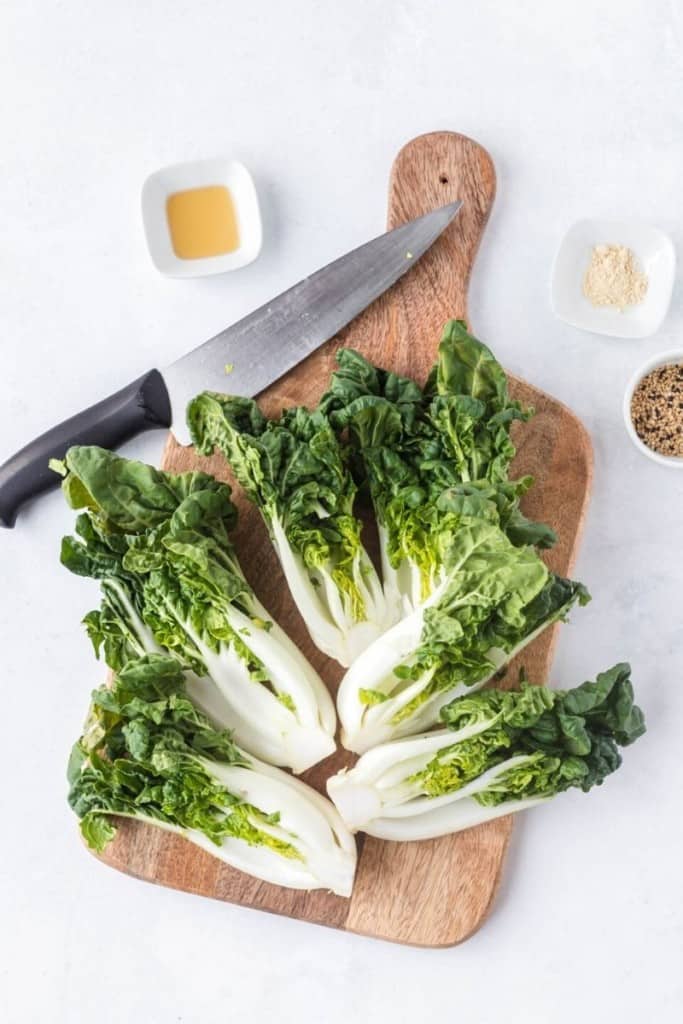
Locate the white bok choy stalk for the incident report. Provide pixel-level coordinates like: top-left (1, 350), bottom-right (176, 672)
top-left (328, 664), bottom-right (645, 841)
top-left (70, 655), bottom-right (356, 896)
top-left (55, 446), bottom-right (336, 773)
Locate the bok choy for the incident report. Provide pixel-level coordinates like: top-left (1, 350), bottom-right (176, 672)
top-left (55, 447), bottom-right (336, 773)
top-left (187, 395), bottom-right (395, 666)
top-left (336, 517), bottom-right (589, 752)
top-left (70, 655), bottom-right (356, 895)
top-left (320, 320), bottom-right (556, 616)
top-left (328, 663), bottom-right (645, 840)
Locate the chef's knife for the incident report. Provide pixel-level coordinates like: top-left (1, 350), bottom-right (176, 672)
top-left (0, 201), bottom-right (461, 528)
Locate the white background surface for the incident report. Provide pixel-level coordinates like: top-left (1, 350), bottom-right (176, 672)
top-left (1, 2), bottom-right (682, 1022)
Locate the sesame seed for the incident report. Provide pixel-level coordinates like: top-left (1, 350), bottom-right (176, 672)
top-left (631, 363), bottom-right (683, 457)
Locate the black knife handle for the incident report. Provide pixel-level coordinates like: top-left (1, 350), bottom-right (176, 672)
top-left (0, 369), bottom-right (172, 528)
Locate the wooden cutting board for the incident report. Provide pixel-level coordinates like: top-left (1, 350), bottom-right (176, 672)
top-left (93, 131), bottom-right (593, 946)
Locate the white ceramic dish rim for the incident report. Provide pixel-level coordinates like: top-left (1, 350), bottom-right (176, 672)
top-left (623, 349), bottom-right (683, 468)
top-left (141, 158), bottom-right (262, 278)
top-left (551, 218), bottom-right (676, 340)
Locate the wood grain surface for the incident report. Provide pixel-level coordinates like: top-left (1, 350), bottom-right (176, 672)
top-left (94, 132), bottom-right (593, 946)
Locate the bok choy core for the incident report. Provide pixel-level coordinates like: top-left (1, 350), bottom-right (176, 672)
top-left (336, 516), bottom-right (589, 753)
top-left (187, 395), bottom-right (395, 666)
top-left (54, 446), bottom-right (336, 773)
top-left (69, 655), bottom-right (356, 894)
top-left (327, 664), bottom-right (645, 840)
top-left (320, 319), bottom-right (557, 617)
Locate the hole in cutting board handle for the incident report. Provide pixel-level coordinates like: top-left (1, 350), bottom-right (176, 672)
top-left (439, 174), bottom-right (449, 184)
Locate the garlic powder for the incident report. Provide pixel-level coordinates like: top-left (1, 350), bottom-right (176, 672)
top-left (582, 244), bottom-right (648, 310)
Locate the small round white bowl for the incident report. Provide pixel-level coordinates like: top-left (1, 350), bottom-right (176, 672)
top-left (623, 349), bottom-right (683, 467)
top-left (552, 219), bottom-right (676, 339)
top-left (141, 158), bottom-right (262, 278)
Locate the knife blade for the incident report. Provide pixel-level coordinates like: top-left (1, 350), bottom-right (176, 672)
top-left (0, 200), bottom-right (461, 527)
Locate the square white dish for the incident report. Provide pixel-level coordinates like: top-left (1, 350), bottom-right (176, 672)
top-left (141, 159), bottom-right (262, 278)
top-left (551, 219), bottom-right (675, 338)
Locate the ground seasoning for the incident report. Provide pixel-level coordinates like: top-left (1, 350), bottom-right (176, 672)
top-left (583, 244), bottom-right (648, 310)
top-left (630, 363), bottom-right (683, 457)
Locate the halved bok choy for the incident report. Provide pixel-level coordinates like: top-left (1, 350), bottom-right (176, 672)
top-left (320, 320), bottom-right (556, 618)
top-left (337, 517), bottom-right (589, 753)
top-left (54, 447), bottom-right (336, 773)
top-left (328, 663), bottom-right (645, 840)
top-left (70, 655), bottom-right (356, 895)
top-left (187, 395), bottom-right (395, 666)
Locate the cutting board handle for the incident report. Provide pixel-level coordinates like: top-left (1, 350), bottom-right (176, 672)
top-left (385, 131), bottom-right (496, 366)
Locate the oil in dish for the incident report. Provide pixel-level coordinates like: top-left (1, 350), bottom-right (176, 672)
top-left (166, 185), bottom-right (240, 260)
